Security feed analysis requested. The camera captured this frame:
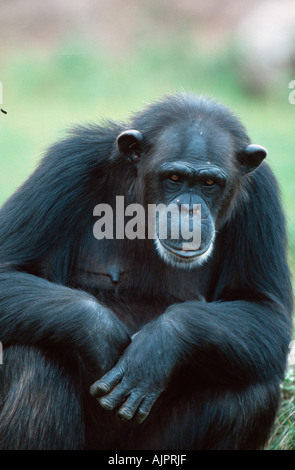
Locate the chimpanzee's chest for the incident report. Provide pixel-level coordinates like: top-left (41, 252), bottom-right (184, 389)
top-left (72, 235), bottom-right (208, 332)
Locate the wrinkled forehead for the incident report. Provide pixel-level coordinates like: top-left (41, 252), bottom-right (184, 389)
top-left (150, 122), bottom-right (235, 169)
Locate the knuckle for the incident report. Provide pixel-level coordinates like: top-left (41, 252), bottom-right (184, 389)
top-left (136, 412), bottom-right (148, 424)
top-left (98, 397), bottom-right (115, 410)
top-left (89, 381), bottom-right (110, 397)
top-left (98, 381), bottom-right (112, 392)
top-left (117, 408), bottom-right (133, 421)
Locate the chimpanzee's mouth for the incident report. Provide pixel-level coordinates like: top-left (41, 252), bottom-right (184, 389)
top-left (158, 239), bottom-right (210, 259)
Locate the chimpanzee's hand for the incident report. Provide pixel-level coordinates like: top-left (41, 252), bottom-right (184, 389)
top-left (89, 317), bottom-right (179, 423)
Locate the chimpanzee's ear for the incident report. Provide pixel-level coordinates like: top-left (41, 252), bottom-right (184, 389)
top-left (238, 144), bottom-right (267, 174)
top-left (116, 130), bottom-right (143, 165)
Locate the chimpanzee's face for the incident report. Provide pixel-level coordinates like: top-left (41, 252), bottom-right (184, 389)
top-left (117, 121), bottom-right (267, 269)
top-left (139, 124), bottom-right (235, 268)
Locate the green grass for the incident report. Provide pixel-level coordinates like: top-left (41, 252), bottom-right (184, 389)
top-left (0, 41), bottom-right (295, 449)
top-left (268, 367), bottom-right (295, 450)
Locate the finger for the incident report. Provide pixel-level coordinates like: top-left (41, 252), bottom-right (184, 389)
top-left (135, 395), bottom-right (158, 424)
top-left (89, 366), bottom-right (123, 397)
top-left (98, 382), bottom-right (129, 411)
top-left (116, 392), bottom-right (143, 422)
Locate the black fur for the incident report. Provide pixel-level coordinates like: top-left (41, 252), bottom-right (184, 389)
top-left (0, 93), bottom-right (292, 450)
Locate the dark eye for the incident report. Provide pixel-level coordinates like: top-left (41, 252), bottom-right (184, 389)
top-left (204, 179), bottom-right (216, 186)
top-left (169, 174), bottom-right (180, 182)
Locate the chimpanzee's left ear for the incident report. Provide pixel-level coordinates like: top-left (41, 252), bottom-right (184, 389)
top-left (116, 130), bottom-right (143, 166)
top-left (238, 144), bottom-right (267, 174)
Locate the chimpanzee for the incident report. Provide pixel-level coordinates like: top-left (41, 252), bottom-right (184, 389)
top-left (0, 93), bottom-right (292, 450)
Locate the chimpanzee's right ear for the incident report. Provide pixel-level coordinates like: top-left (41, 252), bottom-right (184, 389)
top-left (116, 130), bottom-right (143, 166)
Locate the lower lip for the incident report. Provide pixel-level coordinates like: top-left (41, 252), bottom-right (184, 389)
top-left (159, 239), bottom-right (209, 259)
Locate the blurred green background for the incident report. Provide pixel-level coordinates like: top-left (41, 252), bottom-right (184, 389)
top-left (1, 41), bottom-right (295, 273)
top-left (0, 0), bottom-right (295, 449)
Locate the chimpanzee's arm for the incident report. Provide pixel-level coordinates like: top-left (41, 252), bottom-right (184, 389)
top-left (160, 297), bottom-right (291, 382)
top-left (0, 267), bottom-right (130, 377)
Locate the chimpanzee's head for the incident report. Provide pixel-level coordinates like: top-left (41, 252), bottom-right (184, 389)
top-left (116, 94), bottom-right (267, 268)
